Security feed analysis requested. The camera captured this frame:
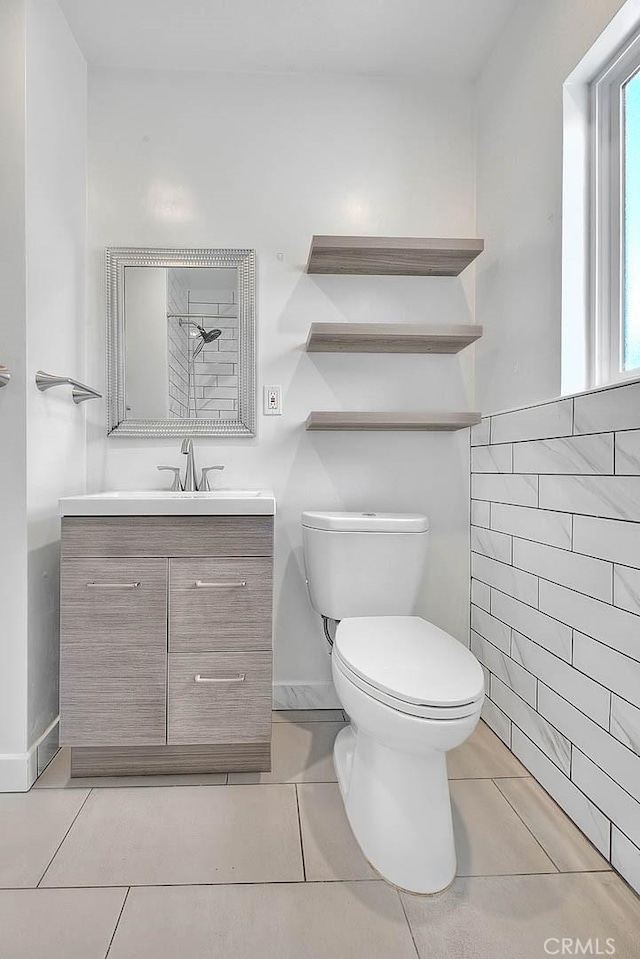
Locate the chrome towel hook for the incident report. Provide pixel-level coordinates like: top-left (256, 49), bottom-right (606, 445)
top-left (0, 366), bottom-right (10, 389)
top-left (35, 370), bottom-right (102, 404)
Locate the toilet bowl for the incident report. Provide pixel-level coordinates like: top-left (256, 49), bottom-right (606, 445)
top-left (301, 510), bottom-right (485, 894)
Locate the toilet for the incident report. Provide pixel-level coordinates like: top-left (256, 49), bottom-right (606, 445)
top-left (302, 510), bottom-right (484, 895)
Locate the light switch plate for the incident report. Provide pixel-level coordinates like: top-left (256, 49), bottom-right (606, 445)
top-left (263, 385), bottom-right (282, 415)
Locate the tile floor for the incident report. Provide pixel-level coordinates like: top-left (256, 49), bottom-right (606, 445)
top-left (1, 713), bottom-right (639, 958)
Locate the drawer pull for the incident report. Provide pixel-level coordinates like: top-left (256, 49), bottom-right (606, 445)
top-left (86, 582), bottom-right (141, 589)
top-left (194, 580), bottom-right (247, 589)
top-left (194, 673), bottom-right (246, 684)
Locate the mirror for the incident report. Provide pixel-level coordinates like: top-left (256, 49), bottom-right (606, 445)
top-left (106, 248), bottom-right (256, 437)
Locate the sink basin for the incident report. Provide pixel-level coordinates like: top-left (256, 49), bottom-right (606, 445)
top-left (59, 489), bottom-right (276, 517)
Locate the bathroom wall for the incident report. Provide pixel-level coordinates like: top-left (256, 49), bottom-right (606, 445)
top-left (470, 382), bottom-right (640, 892)
top-left (86, 67), bottom-right (477, 704)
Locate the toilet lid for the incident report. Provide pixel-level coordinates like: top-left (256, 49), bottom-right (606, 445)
top-left (334, 616), bottom-right (485, 708)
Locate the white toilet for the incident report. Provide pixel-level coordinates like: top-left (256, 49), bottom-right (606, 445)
top-left (302, 510), bottom-right (484, 895)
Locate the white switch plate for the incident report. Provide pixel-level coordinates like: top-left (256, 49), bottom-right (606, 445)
top-left (263, 385), bottom-right (282, 415)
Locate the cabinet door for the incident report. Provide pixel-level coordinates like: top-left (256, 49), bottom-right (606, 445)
top-left (169, 558), bottom-right (272, 652)
top-left (60, 558), bottom-right (168, 746)
top-left (167, 651), bottom-right (272, 745)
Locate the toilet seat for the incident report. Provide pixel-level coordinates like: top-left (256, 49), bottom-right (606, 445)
top-left (334, 616), bottom-right (485, 720)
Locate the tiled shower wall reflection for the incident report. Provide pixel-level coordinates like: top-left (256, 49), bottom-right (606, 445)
top-left (167, 271), bottom-right (190, 418)
top-left (470, 380), bottom-right (640, 893)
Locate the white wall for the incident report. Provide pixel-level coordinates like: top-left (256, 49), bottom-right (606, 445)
top-left (86, 68), bottom-right (477, 700)
top-left (125, 268), bottom-right (169, 418)
top-left (475, 0), bottom-right (626, 414)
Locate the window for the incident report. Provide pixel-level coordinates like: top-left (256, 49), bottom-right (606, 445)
top-left (592, 31), bottom-right (640, 384)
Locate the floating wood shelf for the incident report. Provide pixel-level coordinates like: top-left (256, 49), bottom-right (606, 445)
top-left (305, 323), bottom-right (482, 354)
top-left (305, 412), bottom-right (482, 432)
top-left (307, 236), bottom-right (484, 276)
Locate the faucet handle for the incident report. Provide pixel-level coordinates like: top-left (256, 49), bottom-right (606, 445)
top-left (157, 466), bottom-right (183, 492)
top-left (199, 466), bottom-right (225, 491)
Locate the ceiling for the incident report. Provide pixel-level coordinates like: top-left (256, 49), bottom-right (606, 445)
top-left (58, 0), bottom-right (519, 81)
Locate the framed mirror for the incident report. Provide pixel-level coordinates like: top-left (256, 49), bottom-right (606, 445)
top-left (106, 247), bottom-right (256, 437)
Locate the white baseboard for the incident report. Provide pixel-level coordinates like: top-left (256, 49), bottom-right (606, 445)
top-left (0, 716), bottom-right (59, 793)
top-left (273, 681), bottom-right (341, 710)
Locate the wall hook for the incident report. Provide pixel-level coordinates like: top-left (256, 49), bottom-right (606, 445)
top-left (35, 370), bottom-right (102, 404)
top-left (0, 366), bottom-right (10, 389)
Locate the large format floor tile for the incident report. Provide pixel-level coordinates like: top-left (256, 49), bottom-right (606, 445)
top-left (0, 887), bottom-right (126, 959)
top-left (496, 776), bottom-right (611, 873)
top-left (41, 784), bottom-right (303, 887)
top-left (447, 720), bottom-right (529, 779)
top-left (273, 709), bottom-right (345, 723)
top-left (34, 747), bottom-right (227, 789)
top-left (451, 779), bottom-right (557, 876)
top-left (401, 872), bottom-right (640, 959)
top-left (297, 783), bottom-right (377, 881)
top-left (0, 789), bottom-right (89, 888)
top-left (229, 721), bottom-right (345, 784)
top-left (108, 881), bottom-right (417, 959)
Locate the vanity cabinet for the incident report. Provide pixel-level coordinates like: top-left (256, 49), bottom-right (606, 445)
top-left (59, 515), bottom-right (274, 776)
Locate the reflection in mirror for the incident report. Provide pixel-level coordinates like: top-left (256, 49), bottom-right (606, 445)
top-left (106, 248), bottom-right (256, 437)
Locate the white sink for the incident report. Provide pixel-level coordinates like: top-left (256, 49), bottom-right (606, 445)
top-left (60, 489), bottom-right (276, 517)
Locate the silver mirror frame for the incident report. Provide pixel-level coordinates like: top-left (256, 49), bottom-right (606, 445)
top-left (106, 247), bottom-right (256, 437)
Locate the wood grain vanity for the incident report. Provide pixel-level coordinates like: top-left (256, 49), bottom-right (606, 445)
top-left (59, 511), bottom-right (274, 777)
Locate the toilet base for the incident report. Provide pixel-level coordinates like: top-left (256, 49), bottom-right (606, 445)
top-left (334, 724), bottom-right (457, 895)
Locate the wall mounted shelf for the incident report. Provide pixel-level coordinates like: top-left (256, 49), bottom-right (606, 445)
top-left (306, 236), bottom-right (484, 276)
top-left (305, 412), bottom-right (481, 432)
top-left (305, 323), bottom-right (482, 354)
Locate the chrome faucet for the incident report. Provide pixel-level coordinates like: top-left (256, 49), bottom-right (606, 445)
top-left (158, 438), bottom-right (224, 491)
top-left (181, 437), bottom-right (198, 492)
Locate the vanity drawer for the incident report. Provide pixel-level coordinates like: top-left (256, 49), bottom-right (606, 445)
top-left (167, 651), bottom-right (272, 745)
top-left (60, 645), bottom-right (167, 746)
top-left (169, 558), bottom-right (272, 652)
top-left (61, 558), bottom-right (167, 646)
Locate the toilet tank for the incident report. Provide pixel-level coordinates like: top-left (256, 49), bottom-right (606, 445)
top-left (302, 511), bottom-right (429, 620)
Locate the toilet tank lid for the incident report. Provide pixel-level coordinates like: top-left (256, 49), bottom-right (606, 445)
top-left (301, 511), bottom-right (429, 533)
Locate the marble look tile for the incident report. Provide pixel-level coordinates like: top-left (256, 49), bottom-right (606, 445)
top-left (491, 678), bottom-right (571, 773)
top-left (471, 499), bottom-right (491, 528)
top-left (514, 433), bottom-right (614, 475)
top-left (481, 698), bottom-right (511, 746)
top-left (34, 747), bottom-right (227, 789)
top-left (472, 553), bottom-right (538, 606)
top-left (402, 873), bottom-right (640, 959)
top-left (573, 514), bottom-right (640, 567)
top-left (511, 631), bottom-right (610, 728)
top-left (610, 695), bottom-right (640, 755)
top-left (539, 580), bottom-right (640, 660)
top-left (511, 728), bottom-right (611, 856)
top-left (495, 776), bottom-right (610, 873)
top-left (297, 783), bottom-right (376, 881)
top-left (491, 398), bottom-right (573, 444)
top-left (471, 417), bottom-right (491, 446)
top-left (573, 632), bottom-right (640, 705)
top-left (572, 750), bottom-right (640, 848)
top-left (539, 474), bottom-right (640, 521)
top-left (613, 564), bottom-right (640, 615)
top-left (449, 779), bottom-right (556, 876)
top-left (41, 784), bottom-right (303, 887)
top-left (272, 709), bottom-right (345, 723)
top-left (538, 686), bottom-right (640, 801)
top-left (513, 537), bottom-right (613, 602)
top-left (472, 473), bottom-right (538, 507)
top-left (471, 578), bottom-right (491, 611)
top-left (471, 443), bottom-right (513, 473)
top-left (491, 503), bottom-right (572, 549)
top-left (491, 589), bottom-right (572, 661)
top-left (611, 827), bottom-right (640, 895)
top-left (471, 604), bottom-right (511, 653)
top-left (471, 526), bottom-right (512, 564)
top-left (470, 633), bottom-right (536, 706)
top-left (574, 380), bottom-right (640, 434)
top-left (615, 429), bottom-right (640, 474)
top-left (229, 721), bottom-right (344, 784)
top-left (108, 882), bottom-right (418, 959)
top-left (447, 719), bottom-right (525, 778)
top-left (272, 683), bottom-right (341, 710)
top-left (0, 789), bottom-right (89, 888)
top-left (0, 888), bottom-right (127, 959)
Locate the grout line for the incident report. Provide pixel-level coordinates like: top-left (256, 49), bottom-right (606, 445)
top-left (492, 777), bottom-right (561, 873)
top-left (36, 788), bottom-right (93, 888)
top-left (396, 889), bottom-right (421, 959)
top-left (294, 784), bottom-right (307, 882)
top-left (105, 887), bottom-right (130, 958)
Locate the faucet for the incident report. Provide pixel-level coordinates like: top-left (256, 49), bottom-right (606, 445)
top-left (181, 437), bottom-right (198, 492)
top-left (158, 438), bottom-right (224, 491)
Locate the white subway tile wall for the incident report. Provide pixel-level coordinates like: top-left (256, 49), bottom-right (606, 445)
top-left (470, 383), bottom-right (640, 893)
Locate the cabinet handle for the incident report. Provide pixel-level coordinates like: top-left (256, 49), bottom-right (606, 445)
top-left (194, 580), bottom-right (247, 589)
top-left (194, 673), bottom-right (246, 684)
top-left (86, 582), bottom-right (141, 589)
